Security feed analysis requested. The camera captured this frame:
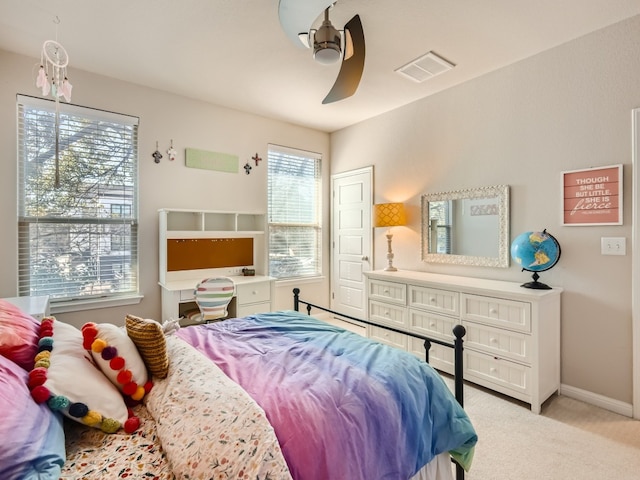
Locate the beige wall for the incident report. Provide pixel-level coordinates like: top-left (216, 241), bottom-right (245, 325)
top-left (0, 49), bottom-right (331, 327)
top-left (330, 15), bottom-right (640, 404)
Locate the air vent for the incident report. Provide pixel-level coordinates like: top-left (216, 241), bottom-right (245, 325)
top-left (395, 51), bottom-right (455, 83)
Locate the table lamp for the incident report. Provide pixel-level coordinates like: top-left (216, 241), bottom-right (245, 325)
top-left (374, 202), bottom-right (407, 271)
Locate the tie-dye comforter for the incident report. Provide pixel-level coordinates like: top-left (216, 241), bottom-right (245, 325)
top-left (176, 310), bottom-right (477, 480)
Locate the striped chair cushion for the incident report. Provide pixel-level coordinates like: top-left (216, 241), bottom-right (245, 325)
top-left (195, 277), bottom-right (235, 322)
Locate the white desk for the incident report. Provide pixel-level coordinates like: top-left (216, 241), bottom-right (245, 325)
top-left (2, 295), bottom-right (50, 320)
top-left (159, 275), bottom-right (274, 323)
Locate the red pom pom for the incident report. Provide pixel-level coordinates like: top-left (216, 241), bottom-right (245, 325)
top-left (127, 407), bottom-right (135, 418)
top-left (28, 368), bottom-right (48, 388)
top-left (124, 415), bottom-right (140, 433)
top-left (81, 322), bottom-right (97, 332)
top-left (82, 326), bottom-right (98, 349)
top-left (31, 385), bottom-right (51, 403)
top-left (110, 356), bottom-right (125, 371)
top-left (144, 380), bottom-right (153, 393)
top-left (117, 369), bottom-right (132, 385)
top-left (122, 381), bottom-right (138, 396)
top-left (41, 318), bottom-right (54, 327)
top-left (39, 326), bottom-right (54, 338)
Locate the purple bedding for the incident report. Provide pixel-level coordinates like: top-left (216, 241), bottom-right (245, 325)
top-left (176, 310), bottom-right (477, 480)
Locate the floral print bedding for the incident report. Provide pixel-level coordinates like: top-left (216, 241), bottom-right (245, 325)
top-left (62, 335), bottom-right (292, 480)
top-left (144, 336), bottom-right (292, 480)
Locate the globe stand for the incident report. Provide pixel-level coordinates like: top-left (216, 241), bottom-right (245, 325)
top-left (521, 271), bottom-right (551, 290)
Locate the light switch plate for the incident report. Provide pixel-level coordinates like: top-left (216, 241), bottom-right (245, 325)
top-left (601, 237), bottom-right (626, 255)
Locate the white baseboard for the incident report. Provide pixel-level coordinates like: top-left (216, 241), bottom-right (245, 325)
top-left (560, 383), bottom-right (633, 417)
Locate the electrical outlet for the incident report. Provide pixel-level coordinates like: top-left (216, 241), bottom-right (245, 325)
top-left (601, 237), bottom-right (626, 255)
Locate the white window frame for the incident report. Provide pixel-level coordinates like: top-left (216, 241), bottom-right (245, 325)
top-left (17, 95), bottom-right (141, 312)
top-left (267, 144), bottom-right (322, 280)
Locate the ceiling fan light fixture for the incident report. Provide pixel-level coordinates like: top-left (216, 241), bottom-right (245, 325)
top-left (312, 8), bottom-right (342, 64)
top-left (314, 41), bottom-right (341, 64)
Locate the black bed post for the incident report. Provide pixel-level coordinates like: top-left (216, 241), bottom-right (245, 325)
top-left (423, 339), bottom-right (431, 363)
top-left (293, 288), bottom-right (300, 312)
top-left (452, 324), bottom-right (466, 408)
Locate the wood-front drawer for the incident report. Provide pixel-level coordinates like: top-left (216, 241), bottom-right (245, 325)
top-left (368, 279), bottom-right (407, 305)
top-left (464, 350), bottom-right (531, 396)
top-left (369, 300), bottom-right (407, 329)
top-left (409, 285), bottom-right (459, 316)
top-left (368, 325), bottom-right (407, 351)
top-left (464, 322), bottom-right (531, 365)
top-left (461, 294), bottom-right (531, 333)
top-left (236, 281), bottom-right (271, 305)
top-left (408, 309), bottom-right (456, 342)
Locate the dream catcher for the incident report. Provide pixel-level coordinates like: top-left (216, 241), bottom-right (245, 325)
top-left (35, 18), bottom-right (73, 188)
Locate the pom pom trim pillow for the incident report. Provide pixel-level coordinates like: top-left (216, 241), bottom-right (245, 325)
top-left (82, 322), bottom-right (152, 404)
top-left (125, 314), bottom-right (170, 379)
top-left (28, 317), bottom-right (134, 433)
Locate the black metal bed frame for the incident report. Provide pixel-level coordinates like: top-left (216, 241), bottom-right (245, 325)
top-left (293, 288), bottom-right (467, 480)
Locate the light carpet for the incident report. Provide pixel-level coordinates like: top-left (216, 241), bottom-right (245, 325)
top-left (451, 379), bottom-right (640, 480)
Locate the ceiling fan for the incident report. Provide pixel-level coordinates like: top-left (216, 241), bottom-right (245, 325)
top-left (278, 0), bottom-right (365, 104)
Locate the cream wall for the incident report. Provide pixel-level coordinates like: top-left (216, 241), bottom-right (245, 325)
top-left (0, 49), bottom-right (331, 327)
top-left (331, 15), bottom-right (640, 405)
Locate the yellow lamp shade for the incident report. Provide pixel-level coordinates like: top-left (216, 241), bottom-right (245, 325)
top-left (374, 203), bottom-right (407, 228)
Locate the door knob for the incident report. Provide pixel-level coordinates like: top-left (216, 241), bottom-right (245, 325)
top-left (361, 256), bottom-right (369, 261)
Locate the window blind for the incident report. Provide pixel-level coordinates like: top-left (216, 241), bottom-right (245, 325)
top-left (267, 144), bottom-right (322, 279)
top-left (17, 95), bottom-right (139, 303)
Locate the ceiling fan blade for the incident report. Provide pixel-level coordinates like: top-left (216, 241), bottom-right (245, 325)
top-left (323, 14), bottom-right (365, 104)
top-left (278, 0), bottom-right (335, 48)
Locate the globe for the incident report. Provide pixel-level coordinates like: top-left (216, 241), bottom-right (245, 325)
top-left (510, 230), bottom-right (561, 289)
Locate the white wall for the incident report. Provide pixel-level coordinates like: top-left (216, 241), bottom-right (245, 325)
top-left (330, 15), bottom-right (640, 404)
top-left (0, 49), bottom-right (331, 327)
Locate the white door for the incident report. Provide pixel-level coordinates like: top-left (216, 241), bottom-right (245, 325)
top-left (331, 167), bottom-right (373, 321)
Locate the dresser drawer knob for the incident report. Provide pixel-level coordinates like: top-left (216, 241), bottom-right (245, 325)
top-left (430, 322), bottom-right (436, 328)
top-left (383, 289), bottom-right (390, 294)
top-left (430, 297), bottom-right (436, 303)
top-left (384, 310), bottom-right (390, 317)
top-left (490, 337), bottom-right (498, 344)
top-left (490, 367), bottom-right (498, 374)
top-left (490, 308), bottom-right (498, 315)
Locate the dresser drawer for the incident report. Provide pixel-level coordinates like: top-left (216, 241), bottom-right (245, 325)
top-left (369, 300), bottom-right (407, 329)
top-left (368, 279), bottom-right (407, 305)
top-left (464, 350), bottom-right (531, 396)
top-left (464, 322), bottom-right (531, 364)
top-left (236, 281), bottom-right (271, 305)
top-left (461, 294), bottom-right (531, 333)
top-left (409, 285), bottom-right (459, 316)
top-left (368, 325), bottom-right (407, 351)
top-left (409, 309), bottom-right (456, 342)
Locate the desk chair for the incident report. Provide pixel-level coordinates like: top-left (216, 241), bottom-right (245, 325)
top-left (194, 277), bottom-right (235, 323)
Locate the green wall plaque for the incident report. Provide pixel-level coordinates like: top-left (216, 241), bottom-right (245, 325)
top-left (185, 148), bottom-right (239, 173)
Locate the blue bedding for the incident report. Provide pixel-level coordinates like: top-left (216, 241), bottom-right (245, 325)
top-left (177, 310), bottom-right (477, 479)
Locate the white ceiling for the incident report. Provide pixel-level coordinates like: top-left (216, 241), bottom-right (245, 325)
top-left (2, 1), bottom-right (640, 132)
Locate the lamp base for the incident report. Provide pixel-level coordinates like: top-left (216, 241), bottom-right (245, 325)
top-left (383, 266), bottom-right (398, 272)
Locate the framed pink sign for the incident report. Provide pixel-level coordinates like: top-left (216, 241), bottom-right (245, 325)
top-left (561, 164), bottom-right (623, 226)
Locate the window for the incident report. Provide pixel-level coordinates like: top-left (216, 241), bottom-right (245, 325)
top-left (17, 95), bottom-right (139, 305)
top-left (267, 145), bottom-right (322, 279)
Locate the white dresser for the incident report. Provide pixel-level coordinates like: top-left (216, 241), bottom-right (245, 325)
top-left (365, 270), bottom-right (562, 414)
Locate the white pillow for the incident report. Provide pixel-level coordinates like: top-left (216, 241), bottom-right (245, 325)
top-left (29, 318), bottom-right (129, 433)
top-left (82, 322), bottom-right (151, 403)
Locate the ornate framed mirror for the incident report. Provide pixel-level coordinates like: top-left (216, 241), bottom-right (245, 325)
top-left (421, 185), bottom-right (510, 267)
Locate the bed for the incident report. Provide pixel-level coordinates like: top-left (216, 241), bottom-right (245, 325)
top-left (0, 290), bottom-right (476, 480)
